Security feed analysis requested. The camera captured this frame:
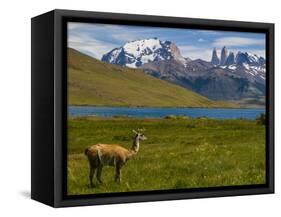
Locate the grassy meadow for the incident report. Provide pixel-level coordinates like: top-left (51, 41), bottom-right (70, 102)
top-left (67, 116), bottom-right (266, 195)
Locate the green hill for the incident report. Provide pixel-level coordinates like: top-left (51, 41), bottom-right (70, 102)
top-left (68, 48), bottom-right (236, 108)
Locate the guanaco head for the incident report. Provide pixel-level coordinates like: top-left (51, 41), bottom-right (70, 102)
top-left (132, 129), bottom-right (147, 141)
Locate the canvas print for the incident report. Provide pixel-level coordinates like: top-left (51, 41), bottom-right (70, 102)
top-left (67, 22), bottom-right (266, 195)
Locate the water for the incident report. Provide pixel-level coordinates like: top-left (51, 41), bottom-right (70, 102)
top-left (68, 106), bottom-right (265, 120)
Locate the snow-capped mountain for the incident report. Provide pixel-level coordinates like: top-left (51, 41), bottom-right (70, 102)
top-left (101, 38), bottom-right (187, 68)
top-left (102, 40), bottom-right (266, 103)
top-left (142, 46), bottom-right (266, 101)
top-left (211, 47), bottom-right (265, 66)
top-left (212, 48), bottom-right (266, 82)
top-left (235, 51), bottom-right (265, 66)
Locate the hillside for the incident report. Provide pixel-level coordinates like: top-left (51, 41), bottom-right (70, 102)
top-left (68, 48), bottom-right (236, 108)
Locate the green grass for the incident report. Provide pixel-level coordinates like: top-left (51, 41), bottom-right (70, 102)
top-left (67, 117), bottom-right (266, 195)
top-left (68, 48), bottom-right (236, 108)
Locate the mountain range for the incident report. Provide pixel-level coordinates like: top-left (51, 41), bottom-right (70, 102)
top-left (68, 48), bottom-right (234, 108)
top-left (102, 38), bottom-right (266, 105)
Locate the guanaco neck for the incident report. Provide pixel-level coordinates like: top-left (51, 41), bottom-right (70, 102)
top-left (130, 135), bottom-right (140, 155)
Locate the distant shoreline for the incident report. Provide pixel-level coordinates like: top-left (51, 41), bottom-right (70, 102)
top-left (68, 115), bottom-right (260, 121)
top-left (68, 106), bottom-right (265, 120)
top-left (68, 104), bottom-right (264, 110)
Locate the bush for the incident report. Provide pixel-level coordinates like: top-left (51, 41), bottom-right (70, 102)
top-left (196, 116), bottom-right (209, 120)
top-left (164, 115), bottom-right (190, 120)
top-left (256, 113), bottom-right (266, 125)
top-left (164, 115), bottom-right (176, 119)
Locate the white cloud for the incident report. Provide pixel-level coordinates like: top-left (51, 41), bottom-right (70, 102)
top-left (179, 45), bottom-right (265, 62)
top-left (179, 45), bottom-right (213, 61)
top-left (68, 22), bottom-right (124, 31)
top-left (197, 30), bottom-right (220, 35)
top-left (68, 22), bottom-right (155, 43)
top-left (68, 33), bottom-right (117, 59)
top-left (198, 38), bottom-right (205, 42)
top-left (249, 49), bottom-right (265, 58)
top-left (105, 26), bottom-right (166, 43)
top-left (212, 37), bottom-right (265, 47)
top-left (110, 31), bottom-right (143, 43)
top-left (229, 48), bottom-right (265, 58)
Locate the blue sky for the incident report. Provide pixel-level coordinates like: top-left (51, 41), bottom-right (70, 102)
top-left (68, 22), bottom-right (266, 61)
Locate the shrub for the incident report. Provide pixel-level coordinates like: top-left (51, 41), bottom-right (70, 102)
top-left (164, 115), bottom-right (176, 119)
top-left (196, 116), bottom-right (209, 120)
top-left (256, 113), bottom-right (266, 125)
top-left (164, 115), bottom-right (190, 120)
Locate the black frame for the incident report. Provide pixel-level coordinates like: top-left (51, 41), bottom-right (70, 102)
top-left (31, 9), bottom-right (274, 207)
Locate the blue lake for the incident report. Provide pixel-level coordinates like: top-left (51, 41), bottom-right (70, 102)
top-left (68, 106), bottom-right (265, 120)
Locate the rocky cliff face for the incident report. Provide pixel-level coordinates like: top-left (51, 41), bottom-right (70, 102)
top-left (211, 48), bottom-right (220, 65)
top-left (225, 52), bottom-right (235, 66)
top-left (220, 46), bottom-right (228, 65)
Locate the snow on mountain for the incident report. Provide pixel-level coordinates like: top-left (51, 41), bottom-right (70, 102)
top-left (123, 38), bottom-right (162, 63)
top-left (228, 65), bottom-right (237, 70)
top-left (210, 47), bottom-right (266, 82)
top-left (225, 63), bottom-right (266, 81)
top-left (243, 64), bottom-right (266, 80)
top-left (102, 38), bottom-right (187, 68)
top-left (236, 51), bottom-right (261, 65)
top-left (212, 47), bottom-right (265, 67)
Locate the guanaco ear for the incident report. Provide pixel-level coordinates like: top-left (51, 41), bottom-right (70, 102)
top-left (132, 130), bottom-right (138, 134)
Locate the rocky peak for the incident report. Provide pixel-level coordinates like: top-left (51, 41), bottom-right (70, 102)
top-left (225, 52), bottom-right (235, 66)
top-left (235, 51), bottom-right (262, 66)
top-left (169, 42), bottom-right (187, 65)
top-left (211, 48), bottom-right (220, 65)
top-left (220, 46), bottom-right (228, 65)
